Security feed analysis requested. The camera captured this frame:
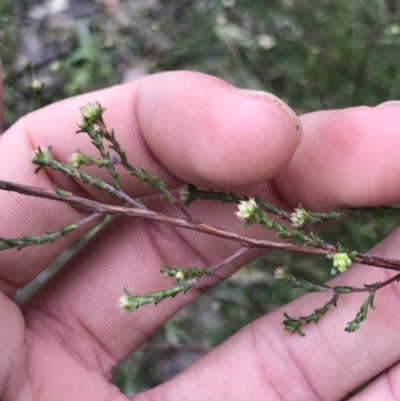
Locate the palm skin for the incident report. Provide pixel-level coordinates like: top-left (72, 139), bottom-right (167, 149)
top-left (1, 71), bottom-right (400, 400)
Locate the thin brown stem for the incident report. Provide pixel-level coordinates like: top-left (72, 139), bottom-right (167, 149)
top-left (2, 179), bottom-right (400, 272)
top-left (73, 212), bottom-right (102, 229)
top-left (182, 245), bottom-right (250, 290)
top-left (210, 245), bottom-right (250, 273)
top-left (296, 271), bottom-right (400, 296)
top-left (101, 180), bottom-right (144, 209)
top-left (342, 272), bottom-right (400, 294)
top-left (110, 154), bottom-right (195, 223)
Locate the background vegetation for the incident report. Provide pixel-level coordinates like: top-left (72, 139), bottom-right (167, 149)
top-left (1, 0), bottom-right (400, 396)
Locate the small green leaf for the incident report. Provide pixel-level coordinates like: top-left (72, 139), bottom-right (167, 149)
top-left (333, 286), bottom-right (352, 294)
top-left (54, 186), bottom-right (72, 197)
top-left (345, 293), bottom-right (375, 333)
top-left (160, 194), bottom-right (174, 203)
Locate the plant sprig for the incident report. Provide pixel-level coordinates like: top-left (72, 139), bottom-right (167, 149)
top-left (77, 102), bottom-right (122, 190)
top-left (77, 102), bottom-right (193, 221)
top-left (234, 197), bottom-right (338, 251)
top-left (119, 246), bottom-right (249, 312)
top-left (275, 266), bottom-right (400, 335)
top-left (1, 102), bottom-right (400, 335)
top-left (32, 146), bottom-right (142, 208)
top-left (0, 213), bottom-right (100, 251)
top-left (182, 184), bottom-right (400, 226)
top-left (118, 266), bottom-right (213, 312)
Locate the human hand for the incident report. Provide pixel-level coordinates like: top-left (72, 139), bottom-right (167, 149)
top-left (1, 71), bottom-right (400, 401)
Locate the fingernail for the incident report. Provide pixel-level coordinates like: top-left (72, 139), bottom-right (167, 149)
top-left (375, 100), bottom-right (400, 109)
top-left (238, 89), bottom-right (302, 139)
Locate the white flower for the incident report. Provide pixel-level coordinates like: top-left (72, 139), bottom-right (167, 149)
top-left (179, 184), bottom-right (191, 203)
top-left (289, 208), bottom-right (308, 228)
top-left (118, 295), bottom-right (134, 313)
top-left (274, 266), bottom-right (288, 281)
top-left (235, 198), bottom-right (258, 221)
top-left (70, 152), bottom-right (85, 168)
top-left (175, 271), bottom-right (184, 281)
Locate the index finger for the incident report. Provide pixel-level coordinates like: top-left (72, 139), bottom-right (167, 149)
top-left (131, 102), bottom-right (400, 401)
top-left (0, 71), bottom-right (301, 297)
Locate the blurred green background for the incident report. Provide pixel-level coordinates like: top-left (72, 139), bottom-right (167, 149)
top-left (1, 0), bottom-right (400, 396)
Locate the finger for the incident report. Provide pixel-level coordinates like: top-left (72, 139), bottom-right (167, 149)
top-left (135, 101), bottom-right (400, 401)
top-left (349, 361), bottom-right (400, 400)
top-left (0, 71), bottom-right (300, 296)
top-left (274, 102), bottom-right (400, 210)
top-left (22, 102), bottom-right (400, 388)
top-left (132, 227), bottom-right (400, 401)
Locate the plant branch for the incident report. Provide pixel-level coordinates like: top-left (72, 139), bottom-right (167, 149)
top-left (33, 147), bottom-right (143, 209)
top-left (111, 154), bottom-right (195, 222)
top-left (119, 244), bottom-right (250, 312)
top-left (2, 179), bottom-right (400, 272)
top-left (211, 245), bottom-right (250, 273)
top-left (182, 184), bottom-right (400, 223)
top-left (0, 212), bottom-right (101, 250)
top-left (277, 266), bottom-right (400, 295)
top-left (2, 100), bottom-right (400, 335)
top-left (77, 106), bottom-right (193, 221)
top-left (277, 266), bottom-right (400, 334)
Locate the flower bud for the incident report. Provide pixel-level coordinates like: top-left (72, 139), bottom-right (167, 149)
top-left (332, 252), bottom-right (352, 273)
top-left (289, 208), bottom-right (308, 228)
top-left (118, 295), bottom-right (135, 313)
top-left (235, 198), bottom-right (258, 221)
top-left (80, 102), bottom-right (103, 121)
top-left (70, 152), bottom-right (86, 167)
top-left (274, 266), bottom-right (288, 281)
top-left (175, 271), bottom-right (184, 281)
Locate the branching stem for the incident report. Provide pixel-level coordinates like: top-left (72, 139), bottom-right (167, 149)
top-left (181, 245), bottom-right (250, 290)
top-left (110, 154), bottom-right (195, 222)
top-left (1, 179), bottom-right (400, 272)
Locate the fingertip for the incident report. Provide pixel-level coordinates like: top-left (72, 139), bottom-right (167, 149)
top-left (375, 100), bottom-right (400, 109)
top-left (275, 104), bottom-right (400, 210)
top-left (136, 71), bottom-right (302, 188)
top-left (237, 89), bottom-right (303, 140)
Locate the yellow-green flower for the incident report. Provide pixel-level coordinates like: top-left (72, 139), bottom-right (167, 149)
top-left (333, 252), bottom-right (352, 273)
top-left (80, 102), bottom-right (103, 121)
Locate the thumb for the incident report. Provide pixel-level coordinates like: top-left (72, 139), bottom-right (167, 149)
top-left (0, 71), bottom-right (301, 295)
top-left (135, 71), bottom-right (302, 187)
top-left (17, 71), bottom-right (302, 196)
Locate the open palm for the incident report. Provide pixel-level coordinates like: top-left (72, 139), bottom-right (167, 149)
top-left (1, 71), bottom-right (400, 400)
